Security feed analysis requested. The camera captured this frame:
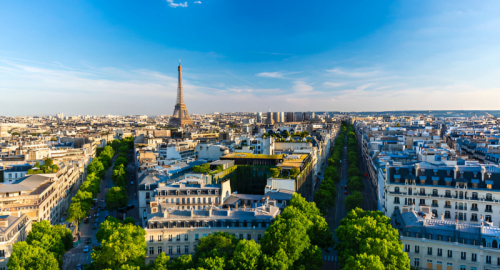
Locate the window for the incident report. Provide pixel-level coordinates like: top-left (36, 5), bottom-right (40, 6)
top-left (177, 235), bottom-right (181, 241)
top-left (445, 190), bottom-right (451, 197)
top-left (158, 246), bottom-right (163, 254)
top-left (149, 247), bottom-right (154, 255)
top-left (394, 197), bottom-right (400, 204)
top-left (395, 187), bottom-right (400, 193)
top-left (150, 236), bottom-right (154, 242)
top-left (168, 234), bottom-right (172, 241)
top-left (0, 250), bottom-right (4, 257)
top-left (432, 200), bottom-right (438, 206)
top-left (460, 266), bottom-right (466, 270)
top-left (414, 258), bottom-right (420, 267)
top-left (472, 253), bottom-right (477, 262)
top-left (471, 213), bottom-right (478, 221)
top-left (195, 234), bottom-right (199, 240)
top-left (486, 205), bottom-right (493, 212)
top-left (486, 215), bottom-right (492, 222)
top-left (461, 252), bottom-right (466, 260)
top-left (498, 257), bottom-right (500, 265)
top-left (177, 246), bottom-right (181, 254)
top-left (445, 211), bottom-right (451, 218)
top-left (432, 189), bottom-right (438, 195)
top-left (487, 193), bottom-right (493, 200)
top-left (158, 235), bottom-right (162, 241)
top-left (415, 245), bottom-right (420, 253)
top-left (472, 192), bottom-right (478, 199)
top-left (185, 234), bottom-right (188, 241)
top-left (258, 234), bottom-right (262, 241)
top-left (419, 199), bottom-right (425, 205)
top-left (427, 247), bottom-right (432, 255)
top-left (448, 250), bottom-right (453, 258)
top-left (486, 255), bottom-right (492, 264)
top-left (168, 246), bottom-right (172, 255)
top-left (185, 245), bottom-right (189, 254)
top-left (437, 249), bottom-right (442, 256)
top-left (420, 188), bottom-right (425, 195)
top-left (247, 234), bottom-right (252, 240)
top-left (239, 234), bottom-right (243, 240)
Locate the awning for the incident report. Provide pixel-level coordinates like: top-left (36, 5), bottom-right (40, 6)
top-left (394, 174), bottom-right (401, 179)
top-left (486, 180), bottom-right (494, 185)
top-left (457, 177), bottom-right (468, 183)
top-left (445, 177), bottom-right (453, 182)
top-left (471, 179), bottom-right (480, 184)
top-left (419, 176), bottom-right (427, 180)
top-left (432, 176), bottom-right (439, 181)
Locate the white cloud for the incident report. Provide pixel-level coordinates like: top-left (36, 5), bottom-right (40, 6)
top-left (256, 72), bottom-right (285, 78)
top-left (256, 71), bottom-right (300, 79)
top-left (166, 0), bottom-right (187, 8)
top-left (323, 82), bottom-right (346, 88)
top-left (292, 81), bottom-right (313, 93)
top-left (194, 1), bottom-right (201, 3)
top-left (327, 68), bottom-right (379, 77)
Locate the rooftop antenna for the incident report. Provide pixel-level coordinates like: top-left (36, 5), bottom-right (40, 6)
top-left (179, 59), bottom-right (181, 65)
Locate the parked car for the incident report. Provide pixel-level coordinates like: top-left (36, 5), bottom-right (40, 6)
top-left (92, 222), bottom-right (98, 229)
top-left (344, 185), bottom-right (347, 190)
top-left (76, 264), bottom-right (83, 270)
top-left (94, 212), bottom-right (99, 218)
top-left (131, 180), bottom-right (134, 185)
top-left (84, 218), bottom-right (89, 224)
top-left (344, 191), bottom-right (348, 195)
top-left (85, 238), bottom-right (92, 244)
top-left (83, 246), bottom-right (89, 253)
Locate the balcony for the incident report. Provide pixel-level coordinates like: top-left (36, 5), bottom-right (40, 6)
top-left (485, 209), bottom-right (493, 213)
top-left (471, 207), bottom-right (478, 211)
top-left (470, 197), bottom-right (479, 201)
top-left (444, 205), bottom-right (452, 208)
top-left (431, 193), bottom-right (439, 197)
top-left (444, 194), bottom-right (452, 198)
top-left (431, 203), bottom-right (439, 207)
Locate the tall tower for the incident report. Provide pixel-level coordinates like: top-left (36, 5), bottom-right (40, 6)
top-left (170, 61), bottom-right (193, 127)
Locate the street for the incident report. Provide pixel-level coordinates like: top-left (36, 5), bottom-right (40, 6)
top-left (63, 153), bottom-right (139, 270)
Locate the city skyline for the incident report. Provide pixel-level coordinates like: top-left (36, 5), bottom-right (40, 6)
top-left (2, 1), bottom-right (500, 116)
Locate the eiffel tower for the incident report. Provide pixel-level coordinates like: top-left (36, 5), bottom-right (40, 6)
top-left (169, 61), bottom-right (193, 127)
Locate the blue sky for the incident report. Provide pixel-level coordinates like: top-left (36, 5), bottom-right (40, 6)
top-left (1, 0), bottom-right (500, 116)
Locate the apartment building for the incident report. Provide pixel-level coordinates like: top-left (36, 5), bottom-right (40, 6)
top-left (394, 207), bottom-right (500, 270)
top-left (384, 162), bottom-right (500, 228)
top-left (0, 214), bottom-right (32, 270)
top-left (144, 201), bottom-right (279, 264)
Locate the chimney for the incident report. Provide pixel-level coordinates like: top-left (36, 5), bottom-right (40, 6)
top-left (227, 206), bottom-right (231, 216)
top-left (190, 208), bottom-right (194, 217)
top-left (235, 201), bottom-right (239, 210)
top-left (208, 207), bottom-right (212, 217)
top-left (441, 213), bottom-right (444, 221)
top-left (163, 210), bottom-right (169, 218)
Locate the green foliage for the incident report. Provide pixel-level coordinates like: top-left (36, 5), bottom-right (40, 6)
top-left (106, 186), bottom-right (128, 210)
top-left (93, 217), bottom-right (147, 269)
top-left (228, 240), bottom-right (262, 270)
top-left (345, 191), bottom-right (363, 212)
top-left (269, 167), bottom-right (282, 178)
top-left (289, 167), bottom-right (300, 179)
top-left (281, 130), bottom-right (290, 138)
top-left (193, 163), bottom-right (211, 174)
top-left (34, 161), bottom-right (40, 168)
top-left (194, 232), bottom-right (238, 261)
top-left (7, 220), bottom-right (73, 269)
top-left (44, 158), bottom-right (54, 167)
top-left (336, 208), bottom-right (410, 270)
top-left (7, 241), bottom-right (59, 270)
top-left (170, 254), bottom-right (195, 270)
top-left (150, 252), bottom-right (170, 270)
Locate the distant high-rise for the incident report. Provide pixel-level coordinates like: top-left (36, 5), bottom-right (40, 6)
top-left (169, 61), bottom-right (193, 127)
top-left (266, 107), bottom-right (274, 125)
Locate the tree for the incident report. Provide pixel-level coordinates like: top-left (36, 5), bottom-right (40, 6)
top-left (229, 240), bottom-right (262, 270)
top-left (88, 159), bottom-right (105, 177)
top-left (192, 163), bottom-right (211, 174)
top-left (345, 191), bottom-right (363, 212)
top-left (282, 130), bottom-right (290, 138)
top-left (313, 188), bottom-right (334, 216)
top-left (260, 211), bottom-right (309, 268)
top-left (197, 250), bottom-right (225, 270)
top-left (124, 217), bottom-right (136, 225)
top-left (7, 242), bottom-right (59, 270)
top-left (93, 218), bottom-right (147, 269)
top-left (34, 161), bottom-right (41, 168)
top-left (269, 167), bottom-right (281, 178)
top-left (348, 177), bottom-right (365, 192)
top-left (26, 220), bottom-right (72, 265)
top-left (170, 255), bottom-right (195, 270)
top-left (194, 232), bottom-right (238, 261)
top-left (343, 253), bottom-right (385, 270)
top-left (289, 168), bottom-right (300, 179)
top-left (44, 158), bottom-right (54, 167)
top-left (150, 252), bottom-right (170, 270)
top-left (335, 208), bottom-right (410, 270)
top-left (289, 193), bottom-right (334, 250)
top-left (106, 186), bottom-right (128, 210)
top-left (261, 248), bottom-right (289, 270)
